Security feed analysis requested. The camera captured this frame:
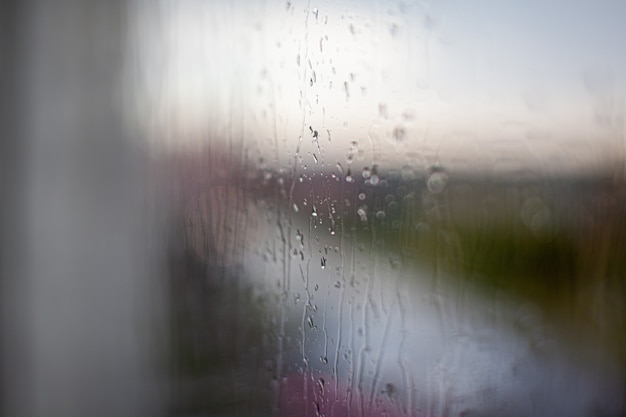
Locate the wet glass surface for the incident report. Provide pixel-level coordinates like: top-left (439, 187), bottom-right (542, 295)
top-left (2, 1), bottom-right (625, 416)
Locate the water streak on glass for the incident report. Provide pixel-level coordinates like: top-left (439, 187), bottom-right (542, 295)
top-left (2, 1), bottom-right (626, 417)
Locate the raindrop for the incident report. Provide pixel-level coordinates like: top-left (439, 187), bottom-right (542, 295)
top-left (362, 167), bottom-right (371, 179)
top-left (358, 192), bottom-right (366, 201)
top-left (415, 221), bottom-right (430, 232)
top-left (312, 206), bottom-right (318, 217)
top-left (389, 257), bottom-right (401, 269)
top-left (521, 197), bottom-right (553, 235)
top-left (307, 316), bottom-right (314, 328)
top-left (531, 208), bottom-right (552, 233)
top-left (313, 154), bottom-right (318, 163)
top-left (376, 210), bottom-right (386, 220)
top-left (396, 185), bottom-right (408, 198)
top-left (357, 206), bottom-right (368, 222)
top-left (369, 174), bottom-right (379, 186)
top-left (400, 165), bottom-right (416, 181)
top-left (296, 229), bottom-right (305, 246)
top-left (293, 203), bottom-right (299, 212)
top-left (321, 256), bottom-right (327, 269)
top-left (393, 126), bottom-right (406, 142)
top-left (384, 383), bottom-right (396, 397)
top-left (346, 175), bottom-right (355, 183)
top-left (426, 169), bottom-right (448, 194)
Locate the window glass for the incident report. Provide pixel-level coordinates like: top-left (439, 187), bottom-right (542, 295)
top-left (5, 1), bottom-right (624, 416)
top-left (128, 1), bottom-right (626, 415)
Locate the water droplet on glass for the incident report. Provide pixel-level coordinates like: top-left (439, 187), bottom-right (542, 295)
top-left (362, 167), bottom-right (371, 179)
top-left (318, 376), bottom-right (326, 393)
top-left (346, 175), bottom-right (354, 183)
top-left (357, 207), bottom-right (368, 222)
top-left (321, 256), bottom-right (327, 269)
top-left (396, 185), bottom-right (408, 198)
top-left (307, 316), bottom-right (314, 328)
top-left (370, 174), bottom-right (380, 186)
top-left (312, 206), bottom-right (318, 217)
top-left (426, 169), bottom-right (448, 194)
top-left (293, 203), bottom-right (299, 213)
top-left (415, 221), bottom-right (430, 232)
top-left (313, 154), bottom-right (318, 163)
top-left (384, 383), bottom-right (396, 397)
top-left (400, 165), bottom-right (416, 181)
top-left (376, 210), bottom-right (386, 220)
top-left (358, 192), bottom-right (366, 201)
top-left (393, 126), bottom-right (406, 142)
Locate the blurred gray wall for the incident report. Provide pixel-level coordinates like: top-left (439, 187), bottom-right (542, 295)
top-left (1, 1), bottom-right (166, 416)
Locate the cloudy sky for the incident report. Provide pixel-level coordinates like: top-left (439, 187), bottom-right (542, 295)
top-left (130, 0), bottom-right (626, 175)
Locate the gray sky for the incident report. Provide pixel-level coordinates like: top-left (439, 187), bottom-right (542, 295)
top-left (130, 0), bottom-right (626, 174)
